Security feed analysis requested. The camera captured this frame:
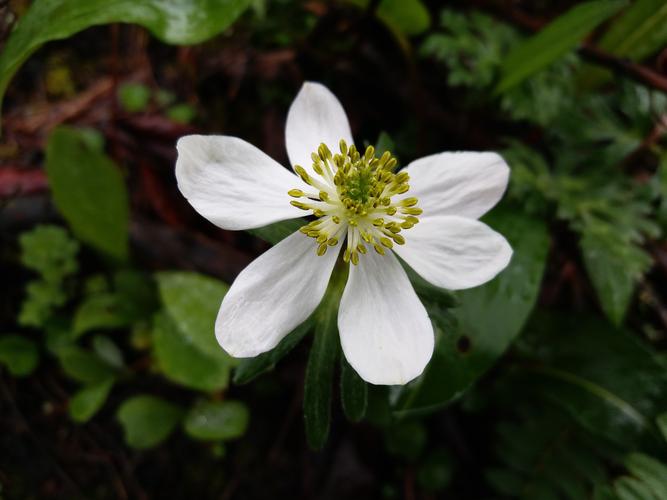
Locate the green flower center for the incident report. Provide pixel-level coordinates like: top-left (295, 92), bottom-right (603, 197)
top-left (288, 139), bottom-right (422, 264)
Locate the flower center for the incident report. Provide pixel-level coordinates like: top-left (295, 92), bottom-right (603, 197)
top-left (288, 139), bottom-right (422, 265)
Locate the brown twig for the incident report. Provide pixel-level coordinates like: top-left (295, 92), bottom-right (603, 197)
top-left (581, 44), bottom-right (667, 94)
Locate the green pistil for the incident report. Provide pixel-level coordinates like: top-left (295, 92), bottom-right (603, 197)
top-left (288, 139), bottom-right (422, 262)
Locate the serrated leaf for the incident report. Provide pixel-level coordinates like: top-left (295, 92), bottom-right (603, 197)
top-left (340, 357), bottom-right (367, 422)
top-left (496, 0), bottom-right (628, 93)
top-left (19, 225), bottom-right (79, 282)
top-left (155, 271), bottom-right (229, 359)
top-left (233, 318), bottom-right (312, 385)
top-left (183, 400), bottom-right (249, 441)
top-left (393, 208), bottom-right (549, 416)
top-left (69, 377), bottom-right (114, 423)
top-left (116, 395), bottom-right (183, 449)
top-left (152, 313), bottom-right (232, 392)
top-left (303, 272), bottom-right (344, 450)
top-left (625, 453), bottom-right (667, 499)
top-left (614, 476), bottom-right (656, 500)
top-left (0, 335), bottom-right (39, 376)
top-left (45, 126), bottom-right (129, 260)
top-left (0, 0), bottom-right (252, 121)
top-left (581, 230), bottom-right (651, 325)
top-left (57, 346), bottom-right (117, 385)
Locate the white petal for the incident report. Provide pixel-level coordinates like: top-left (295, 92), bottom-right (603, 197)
top-left (216, 231), bottom-right (340, 357)
top-left (285, 82), bottom-right (353, 174)
top-left (394, 215), bottom-right (512, 291)
top-left (402, 152), bottom-right (509, 219)
top-left (176, 135), bottom-right (307, 230)
top-left (338, 250), bottom-right (434, 385)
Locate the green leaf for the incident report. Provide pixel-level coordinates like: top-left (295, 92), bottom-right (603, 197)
top-left (152, 313), bottom-right (232, 392)
top-left (233, 318), bottom-right (312, 385)
top-left (19, 225), bottom-right (79, 282)
top-left (183, 400), bottom-right (249, 441)
top-left (92, 335), bottom-right (124, 369)
top-left (69, 377), bottom-right (114, 423)
top-left (348, 0), bottom-right (430, 37)
top-left (496, 0), bottom-right (628, 93)
top-left (340, 357), bottom-right (367, 422)
top-left (116, 395), bottom-right (184, 449)
top-left (73, 293), bottom-right (129, 336)
top-left (376, 0), bottom-right (430, 36)
top-left (117, 83), bottom-right (150, 113)
top-left (155, 271), bottom-right (229, 359)
top-left (166, 103), bottom-right (197, 124)
top-left (580, 229), bottom-right (651, 325)
top-left (0, 0), bottom-right (252, 119)
top-left (0, 335), bottom-right (39, 376)
top-left (57, 346), bottom-right (117, 385)
top-left (45, 126), bottom-right (129, 260)
top-left (516, 313), bottom-right (667, 449)
top-left (393, 208), bottom-right (549, 416)
top-left (624, 453), bottom-right (667, 499)
top-left (614, 476), bottom-right (656, 500)
top-left (248, 218), bottom-right (304, 245)
top-left (598, 0), bottom-right (667, 59)
top-left (657, 413), bottom-right (667, 442)
top-left (303, 271), bottom-right (345, 450)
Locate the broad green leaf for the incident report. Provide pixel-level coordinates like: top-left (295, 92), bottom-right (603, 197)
top-left (376, 0), bottom-right (430, 36)
top-left (0, 0), bottom-right (252, 119)
top-left (45, 127), bottom-right (129, 260)
top-left (112, 269), bottom-right (159, 323)
top-left (116, 395), bottom-right (184, 449)
top-left (69, 377), bottom-right (114, 423)
top-left (73, 293), bottom-right (129, 336)
top-left (348, 0), bottom-right (430, 37)
top-left (183, 400), bottom-right (249, 441)
top-left (580, 230), bottom-right (651, 325)
top-left (625, 453), bottom-right (667, 499)
top-left (393, 208), bottom-right (549, 416)
top-left (233, 318), bottom-right (312, 385)
top-left (248, 218), bottom-right (303, 245)
top-left (303, 271), bottom-right (345, 450)
top-left (152, 313), bottom-right (232, 392)
top-left (340, 357), bottom-right (367, 422)
top-left (496, 0), bottom-right (628, 94)
top-left (57, 346), bottom-right (117, 385)
top-left (155, 271), bottom-right (229, 359)
top-left (0, 335), bottom-right (39, 376)
top-left (516, 313), bottom-right (667, 448)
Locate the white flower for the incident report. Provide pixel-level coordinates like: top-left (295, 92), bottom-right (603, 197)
top-left (175, 82), bottom-right (512, 385)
